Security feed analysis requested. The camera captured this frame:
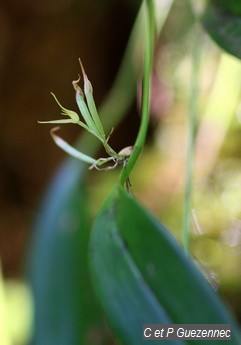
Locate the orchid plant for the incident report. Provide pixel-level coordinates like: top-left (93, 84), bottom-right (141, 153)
top-left (39, 59), bottom-right (133, 171)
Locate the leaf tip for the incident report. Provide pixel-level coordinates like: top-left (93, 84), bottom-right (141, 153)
top-left (78, 58), bottom-right (93, 94)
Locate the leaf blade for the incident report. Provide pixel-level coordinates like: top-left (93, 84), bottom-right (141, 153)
top-left (90, 186), bottom-right (241, 345)
top-left (202, 1), bottom-right (241, 59)
top-left (90, 188), bottom-right (186, 345)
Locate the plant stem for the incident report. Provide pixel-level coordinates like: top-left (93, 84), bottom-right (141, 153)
top-left (182, 25), bottom-right (201, 255)
top-left (119, 0), bottom-right (155, 186)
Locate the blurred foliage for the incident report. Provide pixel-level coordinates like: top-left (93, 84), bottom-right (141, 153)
top-left (202, 0), bottom-right (241, 59)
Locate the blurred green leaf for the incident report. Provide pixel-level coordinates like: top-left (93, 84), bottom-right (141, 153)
top-left (90, 186), bottom-right (241, 345)
top-left (27, 160), bottom-right (108, 345)
top-left (202, 0), bottom-right (241, 59)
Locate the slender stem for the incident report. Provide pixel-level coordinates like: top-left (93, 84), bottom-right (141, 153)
top-left (119, 0), bottom-right (155, 186)
top-left (182, 25), bottom-right (201, 255)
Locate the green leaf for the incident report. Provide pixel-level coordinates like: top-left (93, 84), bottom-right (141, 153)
top-left (90, 186), bottom-right (241, 345)
top-left (202, 1), bottom-right (241, 59)
top-left (27, 159), bottom-right (108, 345)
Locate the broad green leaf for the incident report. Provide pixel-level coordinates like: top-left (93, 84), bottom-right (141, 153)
top-left (90, 186), bottom-right (241, 345)
top-left (27, 159), bottom-right (108, 345)
top-left (202, 1), bottom-right (241, 59)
